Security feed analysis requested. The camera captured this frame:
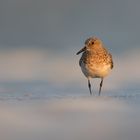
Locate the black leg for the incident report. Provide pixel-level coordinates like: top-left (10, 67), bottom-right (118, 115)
top-left (99, 78), bottom-right (103, 96)
top-left (88, 79), bottom-right (92, 95)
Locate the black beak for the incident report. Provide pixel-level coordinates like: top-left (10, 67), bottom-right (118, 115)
top-left (76, 46), bottom-right (86, 55)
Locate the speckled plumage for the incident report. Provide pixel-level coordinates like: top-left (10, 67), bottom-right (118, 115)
top-left (76, 37), bottom-right (113, 95)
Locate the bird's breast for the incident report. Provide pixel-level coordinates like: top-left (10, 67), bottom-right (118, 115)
top-left (81, 61), bottom-right (111, 78)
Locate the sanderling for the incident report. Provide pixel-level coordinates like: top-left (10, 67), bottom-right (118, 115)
top-left (76, 37), bottom-right (113, 95)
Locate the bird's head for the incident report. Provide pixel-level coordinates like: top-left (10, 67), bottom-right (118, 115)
top-left (76, 37), bottom-right (102, 55)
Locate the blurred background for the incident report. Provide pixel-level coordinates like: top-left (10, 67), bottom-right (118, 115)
top-left (1, 1), bottom-right (140, 140)
top-left (0, 0), bottom-right (140, 98)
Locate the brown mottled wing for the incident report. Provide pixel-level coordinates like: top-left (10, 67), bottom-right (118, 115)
top-left (109, 53), bottom-right (113, 69)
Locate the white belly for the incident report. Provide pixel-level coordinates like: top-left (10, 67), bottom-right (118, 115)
top-left (81, 63), bottom-right (111, 78)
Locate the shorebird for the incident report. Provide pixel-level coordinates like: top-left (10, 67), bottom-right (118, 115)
top-left (76, 37), bottom-right (113, 96)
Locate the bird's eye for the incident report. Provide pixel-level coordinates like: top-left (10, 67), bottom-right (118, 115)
top-left (91, 41), bottom-right (94, 45)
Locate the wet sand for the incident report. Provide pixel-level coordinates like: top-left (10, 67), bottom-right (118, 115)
top-left (0, 96), bottom-right (140, 140)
